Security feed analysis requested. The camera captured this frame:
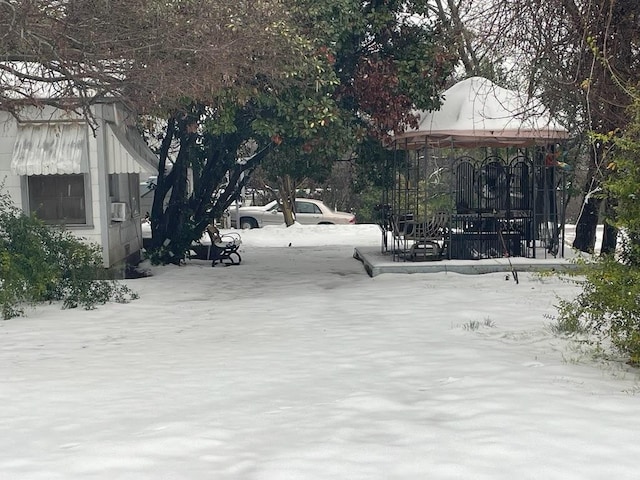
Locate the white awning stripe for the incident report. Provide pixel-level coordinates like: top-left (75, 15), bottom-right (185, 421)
top-left (11, 123), bottom-right (88, 175)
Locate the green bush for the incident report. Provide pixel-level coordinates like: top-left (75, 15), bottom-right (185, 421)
top-left (0, 190), bottom-right (138, 319)
top-left (556, 95), bottom-right (640, 364)
top-left (556, 258), bottom-right (640, 363)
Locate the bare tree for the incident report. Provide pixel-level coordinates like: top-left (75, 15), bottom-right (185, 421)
top-left (1, 0), bottom-right (297, 118)
top-left (432, 0), bottom-right (640, 253)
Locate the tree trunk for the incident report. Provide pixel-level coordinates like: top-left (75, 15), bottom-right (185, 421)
top-left (150, 115), bottom-right (176, 246)
top-left (278, 174), bottom-right (296, 227)
top-left (152, 124), bottom-right (195, 264)
top-left (600, 196), bottom-right (618, 256)
top-left (573, 148), bottom-right (603, 253)
top-left (573, 197), bottom-right (601, 253)
top-left (147, 108), bottom-right (272, 264)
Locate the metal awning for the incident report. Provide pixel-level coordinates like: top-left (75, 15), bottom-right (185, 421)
top-left (106, 123), bottom-right (158, 174)
top-left (11, 122), bottom-right (88, 175)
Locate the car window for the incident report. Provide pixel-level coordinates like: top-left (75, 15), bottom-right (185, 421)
top-left (268, 202), bottom-right (281, 212)
top-left (295, 201), bottom-right (321, 214)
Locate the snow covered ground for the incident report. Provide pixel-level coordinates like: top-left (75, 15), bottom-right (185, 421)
top-left (2, 223), bottom-right (638, 480)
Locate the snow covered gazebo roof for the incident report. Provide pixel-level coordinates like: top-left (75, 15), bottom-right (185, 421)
top-left (392, 77), bottom-right (569, 149)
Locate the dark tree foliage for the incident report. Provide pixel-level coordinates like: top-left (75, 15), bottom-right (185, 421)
top-left (147, 100), bottom-right (273, 263)
top-left (255, 0), bottom-right (457, 224)
top-left (335, 1), bottom-right (455, 139)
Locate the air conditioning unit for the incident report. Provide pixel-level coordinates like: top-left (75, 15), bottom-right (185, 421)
top-left (111, 202), bottom-right (128, 222)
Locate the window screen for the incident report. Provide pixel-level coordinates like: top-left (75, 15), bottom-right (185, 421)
top-left (28, 174), bottom-right (86, 224)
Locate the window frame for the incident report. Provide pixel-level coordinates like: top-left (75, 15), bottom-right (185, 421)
top-left (295, 201), bottom-right (322, 214)
top-left (26, 173), bottom-right (91, 226)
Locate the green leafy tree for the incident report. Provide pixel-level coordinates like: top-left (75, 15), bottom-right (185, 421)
top-left (253, 0), bottom-right (457, 225)
top-left (148, 0), bottom-right (456, 251)
top-left (145, 29), bottom-right (341, 261)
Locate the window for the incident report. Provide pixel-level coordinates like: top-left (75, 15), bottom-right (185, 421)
top-left (295, 201), bottom-right (321, 214)
top-left (128, 173), bottom-right (140, 217)
top-left (28, 174), bottom-right (86, 225)
top-left (107, 173), bottom-right (140, 220)
top-left (269, 202), bottom-right (281, 212)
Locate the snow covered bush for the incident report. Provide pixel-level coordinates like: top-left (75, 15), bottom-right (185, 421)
top-left (0, 189), bottom-right (137, 319)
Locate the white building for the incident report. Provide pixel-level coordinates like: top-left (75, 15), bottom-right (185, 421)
top-left (0, 102), bottom-right (157, 269)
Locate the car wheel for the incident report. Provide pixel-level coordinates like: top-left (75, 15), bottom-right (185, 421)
top-left (240, 217), bottom-right (258, 229)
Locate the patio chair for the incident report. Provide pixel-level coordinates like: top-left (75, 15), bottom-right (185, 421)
top-left (392, 212), bottom-right (450, 261)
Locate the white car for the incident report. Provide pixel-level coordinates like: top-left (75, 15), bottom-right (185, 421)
top-left (230, 198), bottom-right (356, 229)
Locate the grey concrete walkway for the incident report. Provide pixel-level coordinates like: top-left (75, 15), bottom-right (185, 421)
top-left (353, 246), bottom-right (579, 277)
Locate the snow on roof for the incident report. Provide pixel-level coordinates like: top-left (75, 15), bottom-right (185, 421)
top-left (393, 77), bottom-right (569, 149)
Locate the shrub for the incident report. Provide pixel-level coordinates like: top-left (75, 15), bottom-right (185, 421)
top-left (0, 190), bottom-right (137, 319)
top-left (556, 95), bottom-right (640, 364)
top-left (556, 258), bottom-right (640, 363)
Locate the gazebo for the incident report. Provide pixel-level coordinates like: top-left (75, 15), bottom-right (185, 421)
top-left (380, 77), bottom-right (570, 262)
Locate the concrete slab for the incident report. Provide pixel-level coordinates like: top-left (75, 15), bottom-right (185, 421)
top-left (353, 247), bottom-right (579, 277)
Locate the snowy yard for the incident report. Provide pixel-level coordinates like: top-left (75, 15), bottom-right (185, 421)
top-left (1, 224), bottom-right (639, 479)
